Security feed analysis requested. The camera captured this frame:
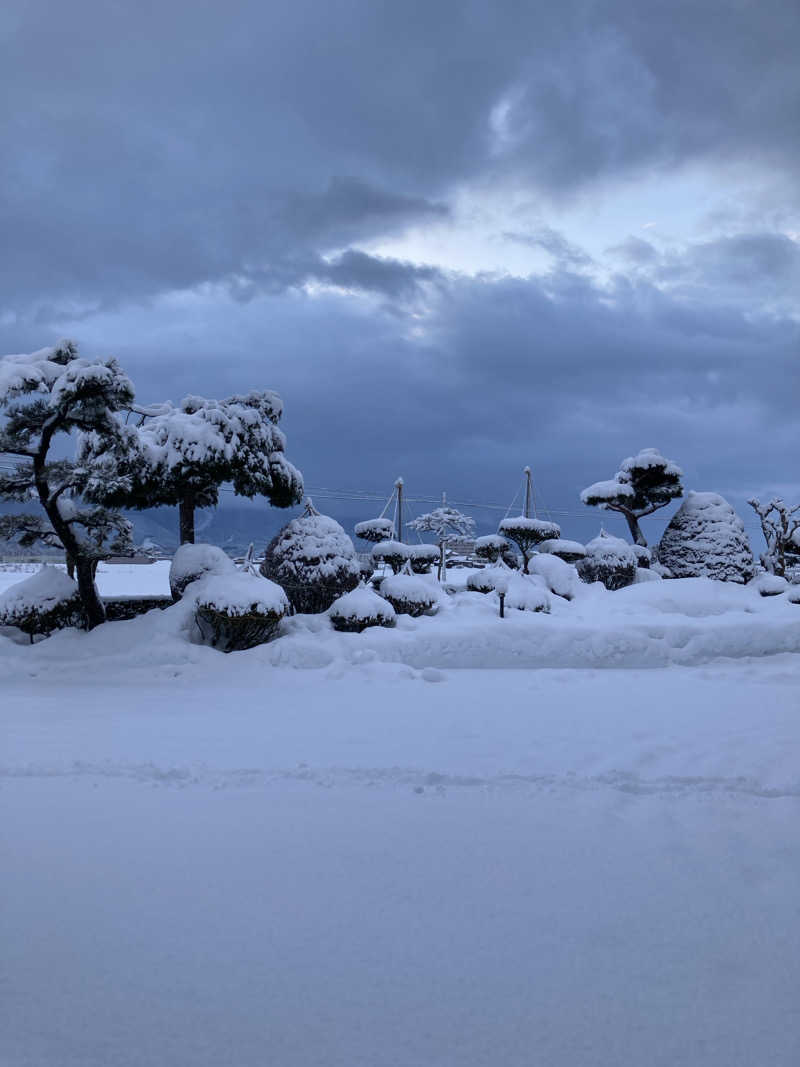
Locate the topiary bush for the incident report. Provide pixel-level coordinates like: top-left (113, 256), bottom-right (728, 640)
top-left (537, 538), bottom-right (586, 564)
top-left (261, 508), bottom-right (361, 614)
top-left (577, 533), bottom-right (637, 591)
top-left (170, 543), bottom-right (237, 600)
top-left (467, 565), bottom-right (512, 594)
top-left (380, 573), bottom-right (438, 617)
top-left (329, 586), bottom-right (396, 632)
top-left (407, 544), bottom-right (440, 574)
top-left (371, 540), bottom-right (411, 574)
top-left (194, 573), bottom-right (289, 652)
top-left (354, 518), bottom-right (396, 543)
top-left (0, 566), bottom-right (85, 641)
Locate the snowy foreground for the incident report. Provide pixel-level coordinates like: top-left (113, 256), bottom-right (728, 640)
top-left (2, 566), bottom-right (800, 1066)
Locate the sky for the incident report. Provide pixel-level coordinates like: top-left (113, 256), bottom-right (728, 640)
top-left (1, 0), bottom-right (798, 544)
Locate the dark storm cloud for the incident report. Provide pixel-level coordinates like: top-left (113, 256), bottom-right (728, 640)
top-left (1, 0), bottom-right (798, 544)
top-left (2, 0), bottom-right (799, 315)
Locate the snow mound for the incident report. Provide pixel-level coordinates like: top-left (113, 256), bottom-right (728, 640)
top-left (657, 491), bottom-right (755, 583)
top-left (527, 553), bottom-right (580, 600)
top-left (380, 573), bottom-right (439, 616)
top-left (503, 575), bottom-right (550, 613)
top-left (750, 573), bottom-right (789, 597)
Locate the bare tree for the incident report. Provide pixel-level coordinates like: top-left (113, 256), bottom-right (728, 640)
top-left (748, 497), bottom-right (800, 577)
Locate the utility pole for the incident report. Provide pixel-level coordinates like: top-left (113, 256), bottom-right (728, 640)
top-left (395, 477), bottom-right (404, 542)
top-left (524, 466), bottom-right (532, 519)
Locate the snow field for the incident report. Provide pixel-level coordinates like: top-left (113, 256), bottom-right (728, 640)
top-left (1, 565), bottom-right (800, 1065)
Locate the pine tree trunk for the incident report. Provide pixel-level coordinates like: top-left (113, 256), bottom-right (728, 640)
top-left (74, 556), bottom-right (106, 629)
top-left (179, 495), bottom-right (195, 544)
top-left (624, 512), bottom-right (647, 547)
top-left (438, 541), bottom-right (446, 582)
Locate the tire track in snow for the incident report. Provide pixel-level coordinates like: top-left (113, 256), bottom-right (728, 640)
top-left (2, 760), bottom-right (799, 800)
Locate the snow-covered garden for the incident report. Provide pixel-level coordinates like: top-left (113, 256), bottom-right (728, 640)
top-left (2, 343), bottom-right (800, 1065)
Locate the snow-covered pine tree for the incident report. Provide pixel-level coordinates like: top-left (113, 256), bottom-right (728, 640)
top-left (657, 491), bottom-right (755, 582)
top-left (408, 504), bottom-right (475, 582)
top-left (581, 447), bottom-right (683, 546)
top-left (0, 340), bottom-right (134, 627)
top-left (80, 390), bottom-right (303, 544)
top-left (497, 517), bottom-right (561, 571)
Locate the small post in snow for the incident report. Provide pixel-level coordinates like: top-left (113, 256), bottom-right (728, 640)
top-left (499, 591), bottom-right (505, 619)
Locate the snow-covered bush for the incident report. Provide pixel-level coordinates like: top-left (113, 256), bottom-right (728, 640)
top-left (537, 538), bottom-right (586, 563)
top-left (527, 553), bottom-right (579, 600)
top-left (785, 585), bottom-right (800, 606)
top-left (467, 565), bottom-right (511, 594)
top-left (498, 517), bottom-right (560, 569)
top-left (194, 573), bottom-right (289, 652)
top-left (380, 573), bottom-right (438, 617)
top-left (407, 544), bottom-right (440, 574)
top-left (657, 492), bottom-right (755, 583)
top-left (170, 542), bottom-right (237, 600)
top-left (749, 573), bottom-right (788, 597)
top-left (0, 566), bottom-right (84, 641)
top-left (261, 507), bottom-right (360, 614)
top-left (354, 518), bottom-right (395, 544)
top-left (329, 586), bottom-right (396, 632)
top-left (502, 574), bottom-right (551, 614)
top-left (577, 533), bottom-right (637, 591)
top-left (371, 540), bottom-right (410, 574)
top-left (474, 534), bottom-right (516, 566)
top-left (632, 545), bottom-right (651, 569)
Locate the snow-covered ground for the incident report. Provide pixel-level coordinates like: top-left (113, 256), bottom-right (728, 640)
top-left (2, 568), bottom-right (800, 1066)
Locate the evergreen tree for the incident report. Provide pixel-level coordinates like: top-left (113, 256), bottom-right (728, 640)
top-left (0, 340), bottom-right (134, 628)
top-left (408, 504), bottom-right (475, 581)
top-left (80, 390), bottom-right (303, 544)
top-left (581, 447), bottom-right (683, 546)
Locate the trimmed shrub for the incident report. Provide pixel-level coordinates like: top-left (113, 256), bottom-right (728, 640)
top-left (577, 533), bottom-right (637, 591)
top-left (657, 492), bottom-right (755, 583)
top-left (261, 512), bottom-right (361, 614)
top-left (329, 586), bottom-right (396, 632)
top-left (354, 518), bottom-right (396, 543)
top-left (537, 538), bottom-right (586, 563)
top-left (194, 573), bottom-right (289, 652)
top-left (0, 566), bottom-right (84, 640)
top-left (380, 573), bottom-right (438, 617)
top-left (408, 544), bottom-right (440, 574)
top-left (371, 540), bottom-right (411, 574)
top-left (170, 543), bottom-right (236, 600)
top-left (467, 565), bottom-right (511, 594)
